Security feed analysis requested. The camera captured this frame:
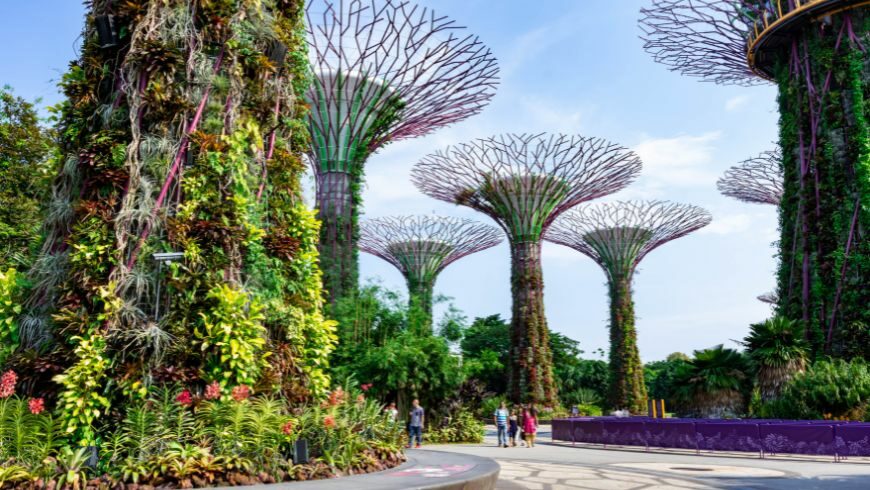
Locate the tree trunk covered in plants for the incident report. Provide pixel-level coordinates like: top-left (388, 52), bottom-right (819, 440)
top-left (774, 11), bottom-right (870, 359)
top-left (607, 274), bottom-right (647, 413)
top-left (508, 240), bottom-right (556, 406)
top-left (316, 170), bottom-right (359, 306)
top-left (406, 275), bottom-right (434, 335)
top-left (12, 0), bottom-right (336, 444)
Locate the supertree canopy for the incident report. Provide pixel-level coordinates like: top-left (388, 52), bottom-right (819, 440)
top-left (718, 148), bottom-right (784, 205)
top-left (306, 0), bottom-right (499, 305)
top-left (359, 215), bottom-right (502, 332)
top-left (412, 133), bottom-right (642, 405)
top-left (14, 0), bottom-right (335, 444)
top-left (546, 201), bottom-right (711, 412)
top-left (641, 0), bottom-right (870, 357)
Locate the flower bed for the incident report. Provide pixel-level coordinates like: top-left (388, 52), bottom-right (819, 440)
top-left (0, 380), bottom-right (405, 489)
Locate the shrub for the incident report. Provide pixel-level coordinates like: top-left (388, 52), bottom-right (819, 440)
top-left (427, 409), bottom-right (484, 444)
top-left (759, 359), bottom-right (870, 421)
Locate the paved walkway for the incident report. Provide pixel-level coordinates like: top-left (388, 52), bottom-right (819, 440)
top-left (216, 450), bottom-right (498, 490)
top-left (423, 425), bottom-right (870, 489)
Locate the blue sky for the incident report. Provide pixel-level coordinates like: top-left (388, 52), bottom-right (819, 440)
top-left (2, 1), bottom-right (781, 361)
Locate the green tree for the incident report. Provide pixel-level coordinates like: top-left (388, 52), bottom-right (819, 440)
top-left (0, 87), bottom-right (53, 269)
top-left (644, 353), bottom-right (690, 411)
top-left (742, 316), bottom-right (809, 401)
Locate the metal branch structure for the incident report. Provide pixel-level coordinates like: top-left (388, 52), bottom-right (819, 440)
top-left (718, 148), bottom-right (784, 205)
top-left (412, 133), bottom-right (642, 405)
top-left (359, 215), bottom-right (502, 331)
top-left (640, 0), bottom-right (870, 356)
top-left (306, 0), bottom-right (499, 304)
top-left (546, 201), bottom-right (712, 413)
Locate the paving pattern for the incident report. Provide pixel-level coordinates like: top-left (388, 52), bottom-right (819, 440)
top-left (496, 459), bottom-right (711, 489)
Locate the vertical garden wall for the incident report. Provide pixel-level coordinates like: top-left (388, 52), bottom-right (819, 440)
top-left (772, 11), bottom-right (870, 358)
top-left (7, 0), bottom-right (335, 445)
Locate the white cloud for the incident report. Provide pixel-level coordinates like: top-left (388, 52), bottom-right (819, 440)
top-left (699, 213), bottom-right (751, 235)
top-left (632, 132), bottom-right (722, 188)
top-left (725, 95), bottom-right (750, 112)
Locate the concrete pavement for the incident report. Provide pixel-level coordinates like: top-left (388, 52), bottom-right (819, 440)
top-left (423, 424), bottom-right (870, 489)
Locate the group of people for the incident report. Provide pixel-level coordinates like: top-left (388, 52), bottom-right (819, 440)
top-left (383, 399), bottom-right (540, 449)
top-left (493, 401), bottom-right (539, 448)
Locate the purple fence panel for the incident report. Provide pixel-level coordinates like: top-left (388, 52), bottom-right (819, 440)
top-left (551, 418), bottom-right (572, 441)
top-left (645, 421), bottom-right (697, 449)
top-left (760, 424), bottom-right (836, 456)
top-left (836, 424), bottom-right (870, 457)
top-left (695, 422), bottom-right (761, 453)
top-left (573, 419), bottom-right (607, 444)
top-left (602, 420), bottom-right (647, 446)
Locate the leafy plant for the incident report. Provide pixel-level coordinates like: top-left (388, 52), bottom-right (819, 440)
top-left (197, 284), bottom-right (268, 389)
top-left (760, 359), bottom-right (870, 421)
top-left (54, 334), bottom-right (111, 445)
top-left (0, 268), bottom-right (22, 365)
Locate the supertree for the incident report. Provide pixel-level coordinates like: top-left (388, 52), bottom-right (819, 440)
top-left (412, 133), bottom-right (642, 405)
top-left (640, 1), bottom-right (870, 356)
top-left (546, 201), bottom-right (712, 412)
top-left (718, 148), bottom-right (784, 205)
top-left (14, 0), bottom-right (335, 444)
top-left (305, 0), bottom-right (499, 305)
top-left (359, 215), bottom-right (502, 332)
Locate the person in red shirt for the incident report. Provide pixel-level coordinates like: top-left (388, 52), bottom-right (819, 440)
top-left (522, 408), bottom-right (538, 447)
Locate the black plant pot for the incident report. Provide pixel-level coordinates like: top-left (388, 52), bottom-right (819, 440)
top-left (293, 439), bottom-right (309, 465)
top-left (267, 41), bottom-right (288, 67)
top-left (95, 15), bottom-right (119, 49)
top-left (85, 446), bottom-right (99, 469)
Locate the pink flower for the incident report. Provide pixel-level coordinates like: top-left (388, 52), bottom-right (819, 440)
top-left (231, 385), bottom-right (251, 402)
top-left (356, 394), bottom-right (365, 404)
top-left (28, 398), bottom-right (45, 415)
top-left (176, 390), bottom-right (193, 406)
top-left (282, 420), bottom-right (294, 436)
top-left (205, 381), bottom-right (221, 400)
top-left (360, 383), bottom-right (372, 392)
top-left (323, 415), bottom-right (336, 429)
top-left (0, 371), bottom-right (17, 398)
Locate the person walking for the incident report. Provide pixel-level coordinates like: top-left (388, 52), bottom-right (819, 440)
top-left (508, 410), bottom-right (519, 447)
top-left (385, 402), bottom-right (399, 422)
top-left (407, 399), bottom-right (425, 448)
top-left (493, 401), bottom-right (509, 448)
top-left (522, 408), bottom-right (538, 447)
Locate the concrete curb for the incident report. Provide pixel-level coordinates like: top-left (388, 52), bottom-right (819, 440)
top-left (216, 450), bottom-right (499, 490)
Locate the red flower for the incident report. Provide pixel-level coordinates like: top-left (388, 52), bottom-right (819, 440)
top-left (282, 420), bottom-right (294, 436)
top-left (0, 371), bottom-right (17, 398)
top-left (323, 415), bottom-right (336, 429)
top-left (231, 385), bottom-right (251, 402)
top-left (360, 383), bottom-right (372, 392)
top-left (205, 381), bottom-right (221, 400)
top-left (176, 390), bottom-right (193, 406)
top-left (327, 387), bottom-right (345, 406)
top-left (28, 398), bottom-right (45, 415)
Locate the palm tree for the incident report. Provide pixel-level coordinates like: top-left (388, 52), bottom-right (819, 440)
top-left (742, 316), bottom-right (809, 401)
top-left (674, 345), bottom-right (749, 418)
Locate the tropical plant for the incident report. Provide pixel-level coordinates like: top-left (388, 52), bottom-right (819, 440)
top-left (53, 334), bottom-right (111, 445)
top-left (742, 316), bottom-right (809, 401)
top-left (672, 345), bottom-right (750, 418)
top-left (644, 354), bottom-right (690, 410)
